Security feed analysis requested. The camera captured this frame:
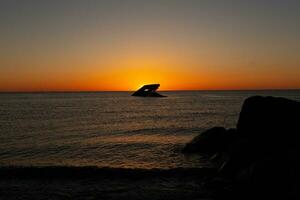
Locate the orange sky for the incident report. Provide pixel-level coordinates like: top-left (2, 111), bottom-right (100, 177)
top-left (1, 61), bottom-right (299, 92)
top-left (0, 1), bottom-right (299, 92)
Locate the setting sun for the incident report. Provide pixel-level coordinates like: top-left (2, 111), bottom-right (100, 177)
top-left (0, 0), bottom-right (299, 92)
top-left (1, 1), bottom-right (300, 199)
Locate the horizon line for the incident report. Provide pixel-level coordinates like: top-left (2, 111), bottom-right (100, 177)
top-left (1, 88), bottom-right (300, 93)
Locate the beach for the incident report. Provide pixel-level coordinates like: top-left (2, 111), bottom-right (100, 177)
top-left (0, 166), bottom-right (215, 200)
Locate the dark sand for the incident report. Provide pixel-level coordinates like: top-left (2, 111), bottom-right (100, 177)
top-left (0, 167), bottom-right (215, 200)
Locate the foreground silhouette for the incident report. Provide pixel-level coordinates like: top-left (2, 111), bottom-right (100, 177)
top-left (183, 96), bottom-right (300, 199)
top-left (132, 84), bottom-right (166, 97)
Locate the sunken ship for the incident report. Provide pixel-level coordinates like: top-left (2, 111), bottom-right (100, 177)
top-left (132, 84), bottom-right (166, 97)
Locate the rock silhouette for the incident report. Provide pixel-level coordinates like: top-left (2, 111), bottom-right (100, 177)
top-left (132, 84), bottom-right (166, 97)
top-left (182, 127), bottom-right (237, 154)
top-left (183, 96), bottom-right (300, 199)
top-left (237, 96), bottom-right (300, 146)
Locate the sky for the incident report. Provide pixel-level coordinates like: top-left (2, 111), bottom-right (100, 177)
top-left (0, 0), bottom-right (299, 91)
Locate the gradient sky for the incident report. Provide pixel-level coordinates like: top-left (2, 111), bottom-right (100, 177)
top-left (0, 0), bottom-right (299, 91)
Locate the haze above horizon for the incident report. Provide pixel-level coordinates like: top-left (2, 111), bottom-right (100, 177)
top-left (1, 0), bottom-right (299, 92)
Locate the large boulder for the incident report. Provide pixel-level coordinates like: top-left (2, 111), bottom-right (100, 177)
top-left (182, 127), bottom-right (236, 154)
top-left (186, 96), bottom-right (300, 199)
top-left (219, 96), bottom-right (300, 199)
top-left (237, 96), bottom-right (300, 147)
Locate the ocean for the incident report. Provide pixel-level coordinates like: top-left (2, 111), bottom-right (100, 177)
top-left (1, 90), bottom-right (300, 169)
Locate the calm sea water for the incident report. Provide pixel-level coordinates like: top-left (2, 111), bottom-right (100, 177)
top-left (0, 90), bottom-right (299, 169)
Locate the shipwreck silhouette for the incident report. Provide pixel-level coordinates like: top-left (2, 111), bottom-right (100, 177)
top-left (132, 84), bottom-right (166, 97)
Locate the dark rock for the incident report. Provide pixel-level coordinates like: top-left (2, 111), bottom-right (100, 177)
top-left (217, 137), bottom-right (254, 176)
top-left (185, 96), bottom-right (300, 199)
top-left (221, 96), bottom-right (300, 199)
top-left (237, 96), bottom-right (300, 147)
top-left (182, 127), bottom-right (236, 154)
top-left (227, 151), bottom-right (297, 199)
top-left (223, 96), bottom-right (300, 171)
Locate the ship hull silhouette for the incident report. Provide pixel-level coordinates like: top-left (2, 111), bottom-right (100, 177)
top-left (132, 84), bottom-right (166, 97)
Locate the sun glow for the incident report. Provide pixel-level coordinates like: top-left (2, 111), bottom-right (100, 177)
top-left (94, 53), bottom-right (203, 91)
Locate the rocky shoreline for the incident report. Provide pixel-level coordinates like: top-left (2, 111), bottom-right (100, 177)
top-left (183, 96), bottom-right (300, 199)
